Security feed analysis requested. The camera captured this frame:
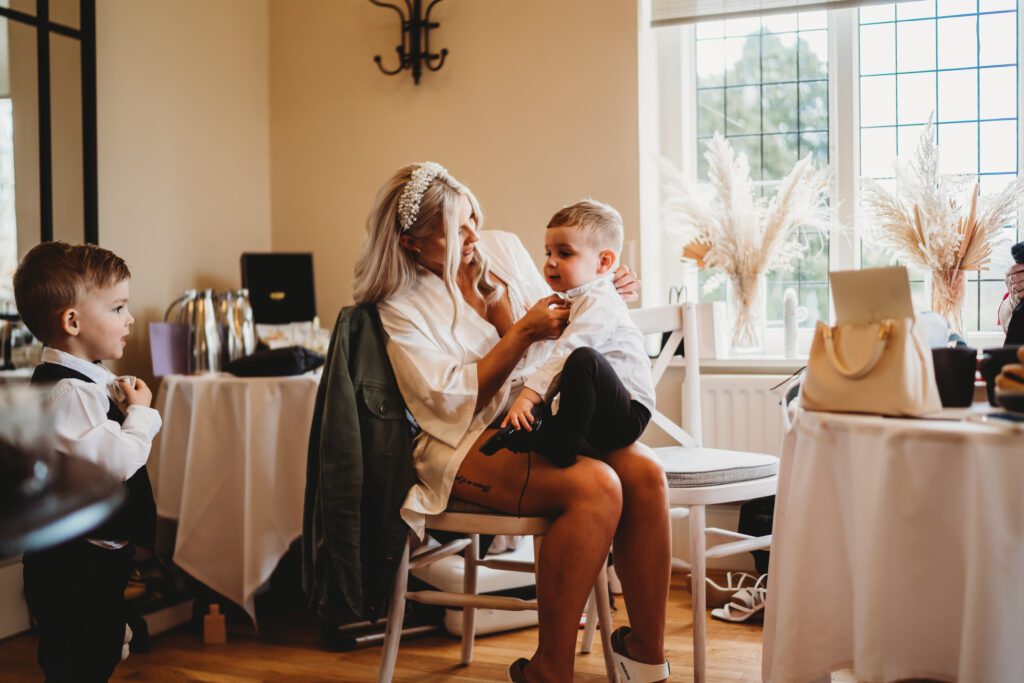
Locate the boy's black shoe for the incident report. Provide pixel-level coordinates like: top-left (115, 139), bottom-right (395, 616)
top-left (481, 403), bottom-right (549, 456)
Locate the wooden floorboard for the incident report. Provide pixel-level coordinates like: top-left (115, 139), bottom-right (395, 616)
top-left (0, 574), bottom-right (832, 682)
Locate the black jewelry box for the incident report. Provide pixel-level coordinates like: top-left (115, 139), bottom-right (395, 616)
top-left (240, 253), bottom-right (316, 324)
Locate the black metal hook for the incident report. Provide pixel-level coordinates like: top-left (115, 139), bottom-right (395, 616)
top-left (369, 0), bottom-right (448, 85)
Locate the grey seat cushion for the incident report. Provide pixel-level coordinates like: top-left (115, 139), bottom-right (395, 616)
top-left (655, 446), bottom-right (778, 488)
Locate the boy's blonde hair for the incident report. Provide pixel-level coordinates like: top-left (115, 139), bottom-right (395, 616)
top-left (547, 199), bottom-right (624, 253)
top-left (13, 241), bottom-right (131, 344)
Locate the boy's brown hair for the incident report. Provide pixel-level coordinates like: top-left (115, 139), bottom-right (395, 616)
top-left (13, 241), bottom-right (131, 344)
top-left (547, 199), bottom-right (624, 253)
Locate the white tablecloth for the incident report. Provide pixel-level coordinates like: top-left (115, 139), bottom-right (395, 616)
top-left (150, 372), bottom-right (319, 623)
top-left (763, 408), bottom-right (1024, 683)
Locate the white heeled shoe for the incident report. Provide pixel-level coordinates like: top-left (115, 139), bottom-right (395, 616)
top-left (610, 626), bottom-right (670, 682)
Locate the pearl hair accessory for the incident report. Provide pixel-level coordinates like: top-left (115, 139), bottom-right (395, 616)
top-left (398, 161), bottom-right (449, 232)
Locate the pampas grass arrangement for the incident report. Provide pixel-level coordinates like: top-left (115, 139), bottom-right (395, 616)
top-left (862, 119), bottom-right (1024, 336)
top-left (662, 133), bottom-right (831, 351)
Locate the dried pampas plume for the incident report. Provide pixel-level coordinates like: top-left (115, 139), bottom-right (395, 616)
top-left (661, 133), bottom-right (831, 348)
top-left (862, 117), bottom-right (1024, 334)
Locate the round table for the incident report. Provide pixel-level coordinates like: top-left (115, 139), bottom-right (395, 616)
top-left (763, 406), bottom-right (1024, 683)
top-left (150, 372), bottom-right (319, 623)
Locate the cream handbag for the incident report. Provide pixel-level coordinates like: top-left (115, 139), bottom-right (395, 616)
top-left (801, 317), bottom-right (942, 416)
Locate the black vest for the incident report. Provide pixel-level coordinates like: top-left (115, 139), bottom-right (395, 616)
top-left (31, 362), bottom-right (157, 548)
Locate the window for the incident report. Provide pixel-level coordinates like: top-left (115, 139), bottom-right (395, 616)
top-left (651, 1), bottom-right (1022, 349)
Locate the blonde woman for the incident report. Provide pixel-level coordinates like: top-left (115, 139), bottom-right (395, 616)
top-left (353, 163), bottom-right (671, 683)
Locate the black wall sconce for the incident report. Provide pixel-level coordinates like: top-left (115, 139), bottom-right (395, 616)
top-left (370, 0), bottom-right (448, 85)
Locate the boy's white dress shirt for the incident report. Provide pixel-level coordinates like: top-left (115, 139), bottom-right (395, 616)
top-left (524, 274), bottom-right (656, 413)
top-left (41, 347), bottom-right (162, 482)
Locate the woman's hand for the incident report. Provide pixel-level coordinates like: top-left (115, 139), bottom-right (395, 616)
top-left (517, 294), bottom-right (570, 342)
top-left (1007, 263), bottom-right (1024, 307)
top-left (613, 264), bottom-right (641, 303)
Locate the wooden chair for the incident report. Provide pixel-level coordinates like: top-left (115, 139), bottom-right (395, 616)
top-left (377, 499), bottom-right (618, 682)
top-left (580, 303), bottom-right (779, 683)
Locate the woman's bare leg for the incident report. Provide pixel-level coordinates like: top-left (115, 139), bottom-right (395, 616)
top-left (605, 442), bottom-right (671, 670)
top-left (453, 431), bottom-right (623, 683)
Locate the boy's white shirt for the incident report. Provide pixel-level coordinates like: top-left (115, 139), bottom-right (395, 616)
top-left (524, 273), bottom-right (656, 412)
top-left (40, 347), bottom-right (162, 482)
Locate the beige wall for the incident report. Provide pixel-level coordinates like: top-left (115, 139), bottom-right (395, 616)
top-left (269, 0), bottom-right (641, 321)
top-left (96, 0), bottom-right (272, 376)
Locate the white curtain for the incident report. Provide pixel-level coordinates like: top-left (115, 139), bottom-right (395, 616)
top-left (651, 0), bottom-right (911, 27)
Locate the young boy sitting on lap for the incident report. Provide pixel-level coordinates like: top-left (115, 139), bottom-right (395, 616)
top-left (14, 241), bottom-right (161, 682)
top-left (485, 200), bottom-right (655, 467)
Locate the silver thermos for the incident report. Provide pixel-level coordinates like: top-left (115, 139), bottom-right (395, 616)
top-left (217, 288), bottom-right (256, 364)
top-left (164, 289), bottom-right (221, 373)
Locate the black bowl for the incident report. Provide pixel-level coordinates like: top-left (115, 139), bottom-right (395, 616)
top-left (979, 346), bottom-right (1023, 407)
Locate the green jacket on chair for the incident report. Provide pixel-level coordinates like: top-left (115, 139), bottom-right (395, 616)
top-left (302, 304), bottom-right (418, 624)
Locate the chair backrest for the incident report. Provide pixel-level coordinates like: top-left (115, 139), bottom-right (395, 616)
top-left (629, 303), bottom-right (702, 448)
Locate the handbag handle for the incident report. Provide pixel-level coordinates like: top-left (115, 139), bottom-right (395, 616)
top-left (822, 320), bottom-right (893, 379)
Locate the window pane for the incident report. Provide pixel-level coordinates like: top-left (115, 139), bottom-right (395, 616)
top-left (980, 119), bottom-right (1018, 172)
top-left (938, 69), bottom-right (979, 121)
top-left (980, 0), bottom-right (1018, 9)
top-left (799, 30), bottom-right (829, 79)
top-left (939, 0), bottom-right (981, 14)
top-left (698, 89), bottom-right (725, 137)
top-left (763, 13), bottom-right (798, 34)
top-left (726, 86), bottom-right (762, 134)
top-left (860, 23), bottom-right (896, 74)
top-left (860, 126), bottom-right (898, 177)
top-left (897, 20), bottom-right (937, 71)
top-left (725, 36), bottom-right (760, 85)
top-left (937, 16), bottom-right (978, 69)
top-left (799, 80), bottom-right (829, 130)
top-left (763, 83), bottom-right (799, 132)
top-left (979, 13), bottom-right (1016, 64)
top-left (798, 11), bottom-right (828, 30)
top-left (861, 5), bottom-right (896, 22)
top-left (979, 66), bottom-right (1017, 119)
top-left (897, 72), bottom-right (937, 124)
top-left (763, 133), bottom-right (800, 179)
top-left (696, 20), bottom-right (725, 39)
top-left (897, 123), bottom-right (930, 157)
top-left (800, 131), bottom-right (829, 166)
top-left (725, 16), bottom-right (761, 37)
top-left (898, 1), bottom-right (937, 19)
top-left (937, 121), bottom-right (979, 174)
top-left (861, 75), bottom-right (897, 126)
top-left (697, 39), bottom-right (726, 87)
top-left (762, 32), bottom-right (798, 83)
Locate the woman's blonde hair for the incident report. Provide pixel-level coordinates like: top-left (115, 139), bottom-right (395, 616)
top-left (353, 163), bottom-right (503, 336)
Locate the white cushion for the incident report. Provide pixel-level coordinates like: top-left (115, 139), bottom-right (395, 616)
top-left (655, 446), bottom-right (778, 488)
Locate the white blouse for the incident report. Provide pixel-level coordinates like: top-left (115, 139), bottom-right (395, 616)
top-left (378, 230), bottom-right (551, 539)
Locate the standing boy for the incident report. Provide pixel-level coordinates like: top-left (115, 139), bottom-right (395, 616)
top-left (14, 241), bottom-right (160, 681)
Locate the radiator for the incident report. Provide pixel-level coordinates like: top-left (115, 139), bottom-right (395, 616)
top-left (692, 374), bottom-right (789, 456)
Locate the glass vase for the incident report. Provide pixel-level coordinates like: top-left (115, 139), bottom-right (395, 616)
top-left (726, 272), bottom-right (767, 356)
top-left (931, 268), bottom-right (966, 338)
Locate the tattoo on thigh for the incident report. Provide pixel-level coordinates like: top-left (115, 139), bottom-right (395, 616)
top-left (455, 475), bottom-right (491, 494)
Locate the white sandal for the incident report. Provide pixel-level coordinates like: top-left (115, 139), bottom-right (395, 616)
top-left (702, 571), bottom-right (758, 607)
top-left (610, 626), bottom-right (670, 682)
top-left (710, 573), bottom-right (767, 623)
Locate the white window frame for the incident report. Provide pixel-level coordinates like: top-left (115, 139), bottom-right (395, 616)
top-left (646, 4), bottom-right (1024, 357)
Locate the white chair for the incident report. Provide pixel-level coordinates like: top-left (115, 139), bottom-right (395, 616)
top-left (579, 303), bottom-right (779, 683)
top-left (377, 499), bottom-right (618, 682)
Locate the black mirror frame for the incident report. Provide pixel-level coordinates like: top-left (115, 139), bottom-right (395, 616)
top-left (0, 0), bottom-right (97, 245)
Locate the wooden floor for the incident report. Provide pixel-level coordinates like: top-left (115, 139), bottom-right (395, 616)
top-left (0, 575), bottom-right (816, 682)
